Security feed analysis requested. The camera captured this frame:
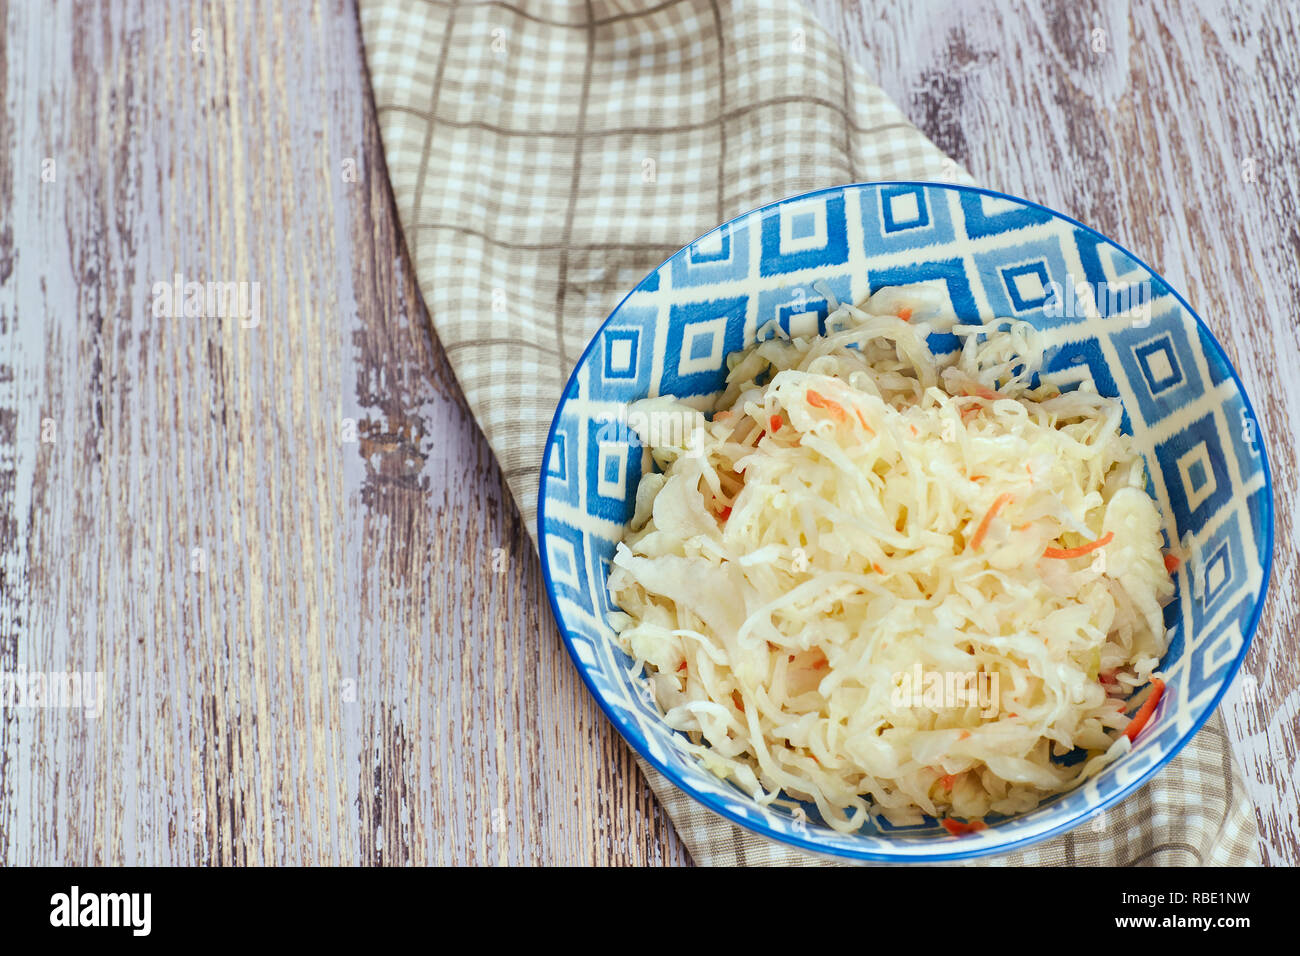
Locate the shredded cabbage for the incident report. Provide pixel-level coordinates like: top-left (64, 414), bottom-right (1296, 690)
top-left (606, 285), bottom-right (1175, 831)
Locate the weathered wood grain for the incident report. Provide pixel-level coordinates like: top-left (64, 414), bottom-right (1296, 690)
top-left (1, 0), bottom-right (1295, 866)
top-left (0, 0), bottom-right (686, 866)
top-left (810, 0), bottom-right (1299, 866)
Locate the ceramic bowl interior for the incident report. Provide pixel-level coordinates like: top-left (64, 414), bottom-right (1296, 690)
top-left (537, 181), bottom-right (1273, 862)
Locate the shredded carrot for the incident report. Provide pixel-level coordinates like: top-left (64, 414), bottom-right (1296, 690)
top-left (769, 413), bottom-right (783, 433)
top-left (1164, 553), bottom-right (1180, 573)
top-left (806, 389), bottom-right (847, 422)
top-left (958, 731), bottom-right (971, 740)
top-left (676, 661), bottom-right (688, 673)
top-left (872, 562), bottom-right (884, 574)
top-left (1123, 678), bottom-right (1165, 742)
top-left (1098, 669), bottom-right (1118, 687)
top-left (732, 690), bottom-right (745, 713)
top-left (940, 774), bottom-right (955, 792)
top-left (1043, 530), bottom-right (1113, 559)
top-left (942, 818), bottom-right (986, 836)
top-left (854, 408), bottom-right (875, 434)
top-left (910, 424), bottom-right (919, 436)
top-left (898, 307), bottom-right (912, 321)
top-left (970, 493), bottom-right (1014, 551)
top-left (1006, 712), bottom-right (1018, 718)
top-left (963, 384), bottom-right (1000, 401)
top-left (717, 506), bottom-right (732, 521)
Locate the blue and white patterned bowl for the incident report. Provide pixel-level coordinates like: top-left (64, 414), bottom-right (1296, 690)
top-left (537, 182), bottom-right (1273, 862)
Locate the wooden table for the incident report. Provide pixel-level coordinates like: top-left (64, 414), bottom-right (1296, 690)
top-left (1, 0), bottom-right (1294, 866)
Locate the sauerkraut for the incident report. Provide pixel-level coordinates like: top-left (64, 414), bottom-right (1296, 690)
top-left (606, 284), bottom-right (1175, 832)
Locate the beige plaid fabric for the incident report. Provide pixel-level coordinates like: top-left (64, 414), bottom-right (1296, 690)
top-left (358, 0), bottom-right (1260, 866)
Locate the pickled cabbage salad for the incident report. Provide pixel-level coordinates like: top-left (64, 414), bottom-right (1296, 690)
top-left (605, 285), bottom-right (1175, 834)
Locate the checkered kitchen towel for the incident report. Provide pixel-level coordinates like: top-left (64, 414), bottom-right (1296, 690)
top-left (357, 0), bottom-right (1260, 865)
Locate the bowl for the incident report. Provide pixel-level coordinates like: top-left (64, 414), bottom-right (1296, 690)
top-left (537, 182), bottom-right (1273, 862)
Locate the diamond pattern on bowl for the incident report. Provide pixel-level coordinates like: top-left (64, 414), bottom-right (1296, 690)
top-left (538, 182), bottom-right (1274, 862)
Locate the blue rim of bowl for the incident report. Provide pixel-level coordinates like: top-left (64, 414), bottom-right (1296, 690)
top-left (537, 181), bottom-right (1276, 863)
